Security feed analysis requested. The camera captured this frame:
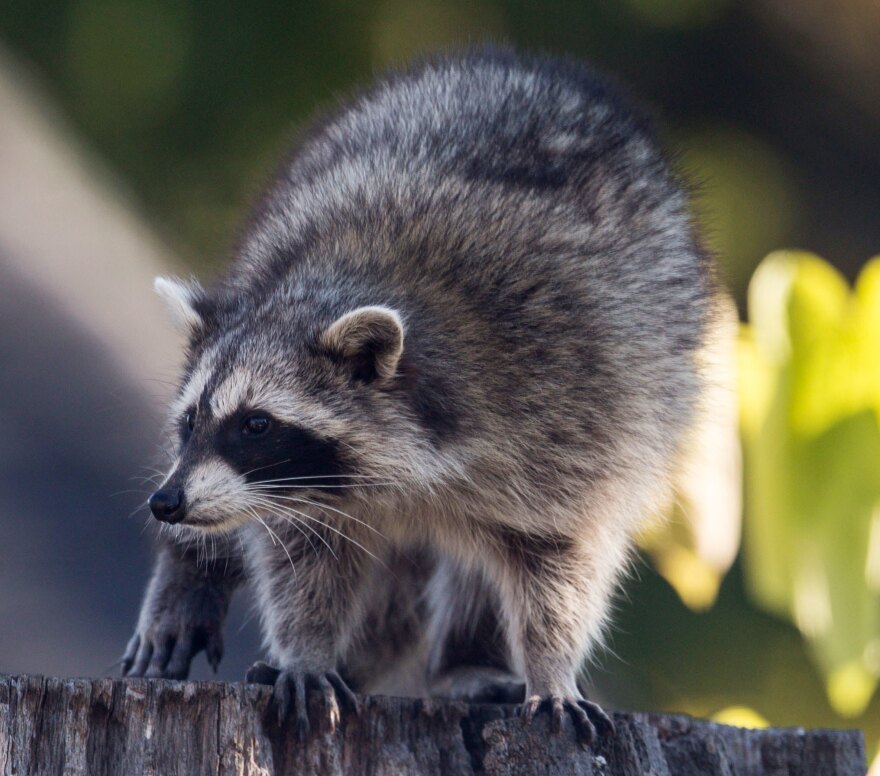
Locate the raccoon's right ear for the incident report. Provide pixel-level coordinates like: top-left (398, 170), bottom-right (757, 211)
top-left (153, 276), bottom-right (211, 335)
top-left (319, 306), bottom-right (404, 384)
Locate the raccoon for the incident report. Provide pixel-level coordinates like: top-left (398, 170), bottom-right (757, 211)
top-left (122, 48), bottom-right (713, 745)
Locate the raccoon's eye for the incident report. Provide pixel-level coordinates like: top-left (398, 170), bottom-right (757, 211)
top-left (242, 414), bottom-right (271, 437)
top-left (184, 411), bottom-right (195, 433)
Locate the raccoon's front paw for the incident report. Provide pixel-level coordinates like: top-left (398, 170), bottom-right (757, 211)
top-left (122, 589), bottom-right (226, 680)
top-left (122, 620), bottom-right (223, 680)
top-left (245, 661), bottom-right (360, 736)
top-left (519, 694), bottom-right (615, 748)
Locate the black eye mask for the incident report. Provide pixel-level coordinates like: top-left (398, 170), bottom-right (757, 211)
top-left (214, 410), bottom-right (346, 489)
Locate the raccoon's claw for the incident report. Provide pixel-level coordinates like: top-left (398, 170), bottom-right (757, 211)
top-left (122, 624), bottom-right (223, 680)
top-left (121, 633), bottom-right (140, 676)
top-left (578, 698), bottom-right (615, 737)
top-left (518, 694), bottom-right (615, 748)
top-left (246, 662), bottom-right (359, 736)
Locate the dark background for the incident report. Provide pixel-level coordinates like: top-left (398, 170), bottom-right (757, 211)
top-left (5, 0), bottom-right (880, 302)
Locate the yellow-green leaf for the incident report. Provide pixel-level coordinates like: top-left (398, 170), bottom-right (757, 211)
top-left (740, 250), bottom-right (880, 716)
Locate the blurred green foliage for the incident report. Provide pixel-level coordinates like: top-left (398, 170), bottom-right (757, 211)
top-left (740, 251), bottom-right (880, 718)
top-left (0, 0), bottom-right (829, 277)
top-left (634, 250), bottom-right (880, 752)
top-left (677, 130), bottom-right (799, 306)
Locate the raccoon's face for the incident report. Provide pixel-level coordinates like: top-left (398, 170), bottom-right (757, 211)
top-left (146, 276), bottom-right (419, 534)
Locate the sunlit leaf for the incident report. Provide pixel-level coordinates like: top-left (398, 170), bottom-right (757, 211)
top-left (868, 749), bottom-right (880, 776)
top-left (740, 250), bottom-right (880, 716)
top-left (737, 328), bottom-right (776, 439)
top-left (711, 705), bottom-right (770, 729)
top-left (641, 295), bottom-right (741, 610)
top-left (855, 257), bottom-right (880, 420)
top-left (828, 660), bottom-right (877, 719)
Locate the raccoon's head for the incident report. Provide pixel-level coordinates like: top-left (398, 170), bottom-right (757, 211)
top-left (146, 275), bottom-right (453, 534)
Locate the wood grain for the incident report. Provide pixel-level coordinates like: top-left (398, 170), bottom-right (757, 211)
top-left (0, 674), bottom-right (866, 775)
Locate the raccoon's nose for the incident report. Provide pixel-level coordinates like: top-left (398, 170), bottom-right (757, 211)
top-left (149, 489), bottom-right (186, 524)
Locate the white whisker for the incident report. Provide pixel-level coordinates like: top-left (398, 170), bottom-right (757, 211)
top-left (244, 506), bottom-right (298, 581)
top-left (248, 496), bottom-right (385, 568)
top-left (240, 459), bottom-right (293, 479)
top-left (247, 482), bottom-right (394, 490)
top-left (299, 509), bottom-right (384, 566)
top-left (252, 473), bottom-right (385, 482)
top-left (258, 492), bottom-right (386, 540)
top-left (248, 496), bottom-right (337, 561)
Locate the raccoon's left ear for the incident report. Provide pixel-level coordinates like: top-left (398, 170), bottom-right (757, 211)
top-left (153, 276), bottom-right (210, 335)
top-left (320, 306), bottom-right (404, 383)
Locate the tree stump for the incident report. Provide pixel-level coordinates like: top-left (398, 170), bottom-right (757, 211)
top-left (0, 674), bottom-right (866, 775)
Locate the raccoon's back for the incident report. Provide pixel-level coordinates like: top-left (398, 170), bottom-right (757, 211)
top-left (234, 50), bottom-right (713, 487)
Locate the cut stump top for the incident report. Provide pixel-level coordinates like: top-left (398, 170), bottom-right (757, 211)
top-left (0, 674), bottom-right (866, 775)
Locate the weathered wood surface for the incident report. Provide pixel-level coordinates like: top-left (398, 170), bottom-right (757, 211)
top-left (0, 674), bottom-right (866, 775)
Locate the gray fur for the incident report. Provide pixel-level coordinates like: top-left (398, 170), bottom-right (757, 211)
top-left (125, 49), bottom-right (713, 737)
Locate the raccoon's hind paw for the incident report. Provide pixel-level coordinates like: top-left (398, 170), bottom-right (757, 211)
top-left (519, 694), bottom-right (615, 748)
top-left (246, 662), bottom-right (360, 736)
top-left (429, 666), bottom-right (526, 704)
top-left (244, 660), bottom-right (280, 685)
